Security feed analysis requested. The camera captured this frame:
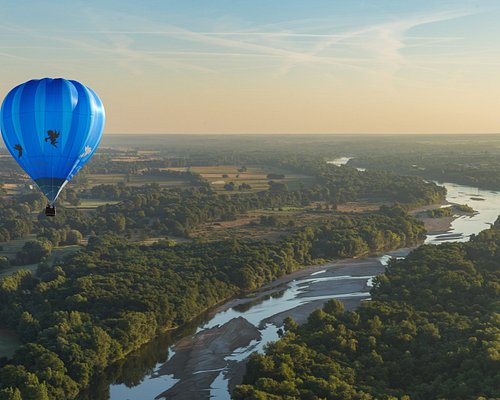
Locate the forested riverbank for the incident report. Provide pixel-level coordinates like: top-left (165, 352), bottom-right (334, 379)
top-left (0, 206), bottom-right (426, 399)
top-left (234, 222), bottom-right (500, 400)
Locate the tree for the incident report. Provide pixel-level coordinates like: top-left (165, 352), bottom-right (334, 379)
top-left (64, 189), bottom-right (80, 206)
top-left (65, 230), bottom-right (83, 245)
top-left (268, 181), bottom-right (287, 192)
top-left (0, 365), bottom-right (49, 400)
top-left (17, 312), bottom-right (40, 342)
top-left (0, 256), bottom-right (10, 270)
top-left (15, 240), bottom-right (52, 265)
top-left (0, 388), bottom-right (22, 400)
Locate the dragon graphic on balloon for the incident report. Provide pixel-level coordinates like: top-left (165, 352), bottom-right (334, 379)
top-left (0, 78), bottom-right (105, 216)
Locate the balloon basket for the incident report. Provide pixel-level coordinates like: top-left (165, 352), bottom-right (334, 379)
top-left (45, 205), bottom-right (56, 217)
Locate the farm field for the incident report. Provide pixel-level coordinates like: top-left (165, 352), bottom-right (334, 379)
top-left (190, 200), bottom-right (384, 241)
top-left (0, 234), bottom-right (38, 260)
top-left (0, 237), bottom-right (82, 279)
top-left (64, 198), bottom-right (121, 210)
top-left (86, 173), bottom-right (191, 188)
top-left (166, 164), bottom-right (315, 193)
top-left (86, 173), bottom-right (127, 186)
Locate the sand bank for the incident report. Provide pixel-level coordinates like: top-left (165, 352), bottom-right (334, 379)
top-left (155, 317), bottom-right (260, 399)
top-left (151, 208), bottom-right (464, 399)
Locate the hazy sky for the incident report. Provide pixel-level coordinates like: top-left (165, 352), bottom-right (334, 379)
top-left (1, 0), bottom-right (500, 134)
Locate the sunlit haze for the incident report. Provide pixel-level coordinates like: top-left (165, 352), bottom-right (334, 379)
top-left (1, 0), bottom-right (500, 134)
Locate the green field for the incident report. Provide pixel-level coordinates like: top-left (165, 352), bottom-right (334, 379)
top-left (64, 198), bottom-right (121, 209)
top-left (77, 164), bottom-right (316, 195)
top-left (0, 239), bottom-right (82, 279)
top-left (86, 173), bottom-right (127, 186)
top-left (0, 235), bottom-right (37, 260)
top-left (86, 173), bottom-right (190, 188)
top-left (128, 175), bottom-right (190, 187)
top-left (0, 263), bottom-right (38, 280)
top-left (135, 236), bottom-right (190, 245)
top-left (176, 165), bottom-right (316, 193)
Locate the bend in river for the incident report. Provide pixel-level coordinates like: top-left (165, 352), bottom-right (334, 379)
top-left (83, 160), bottom-right (500, 400)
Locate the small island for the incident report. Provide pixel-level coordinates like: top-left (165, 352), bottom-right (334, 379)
top-left (413, 203), bottom-right (476, 236)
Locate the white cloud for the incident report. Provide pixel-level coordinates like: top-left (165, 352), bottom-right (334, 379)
top-left (0, 5), bottom-right (483, 80)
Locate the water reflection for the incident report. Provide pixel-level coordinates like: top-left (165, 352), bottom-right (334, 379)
top-left (425, 182), bottom-right (500, 244)
top-left (326, 156), bottom-right (352, 166)
top-left (78, 313), bottom-right (211, 400)
top-left (232, 288), bottom-right (287, 313)
top-left (327, 156), bottom-right (364, 171)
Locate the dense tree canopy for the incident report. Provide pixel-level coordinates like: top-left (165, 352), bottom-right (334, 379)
top-left (234, 224), bottom-right (500, 400)
top-left (0, 207), bottom-right (424, 399)
top-left (349, 152), bottom-right (500, 191)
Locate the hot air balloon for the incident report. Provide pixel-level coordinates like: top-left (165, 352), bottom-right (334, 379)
top-left (0, 78), bottom-right (105, 216)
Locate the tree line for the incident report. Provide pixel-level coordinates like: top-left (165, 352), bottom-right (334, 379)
top-left (0, 160), bottom-right (445, 269)
top-left (36, 163), bottom-right (445, 244)
top-left (349, 152), bottom-right (500, 191)
top-left (0, 153), bottom-right (445, 249)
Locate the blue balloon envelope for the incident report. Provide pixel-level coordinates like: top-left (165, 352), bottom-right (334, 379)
top-left (0, 78), bottom-right (105, 206)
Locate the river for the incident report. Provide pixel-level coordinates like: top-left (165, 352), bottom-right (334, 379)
top-left (425, 181), bottom-right (500, 244)
top-left (83, 160), bottom-right (500, 400)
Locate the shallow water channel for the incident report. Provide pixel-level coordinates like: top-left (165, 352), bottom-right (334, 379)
top-left (86, 170), bottom-right (500, 400)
